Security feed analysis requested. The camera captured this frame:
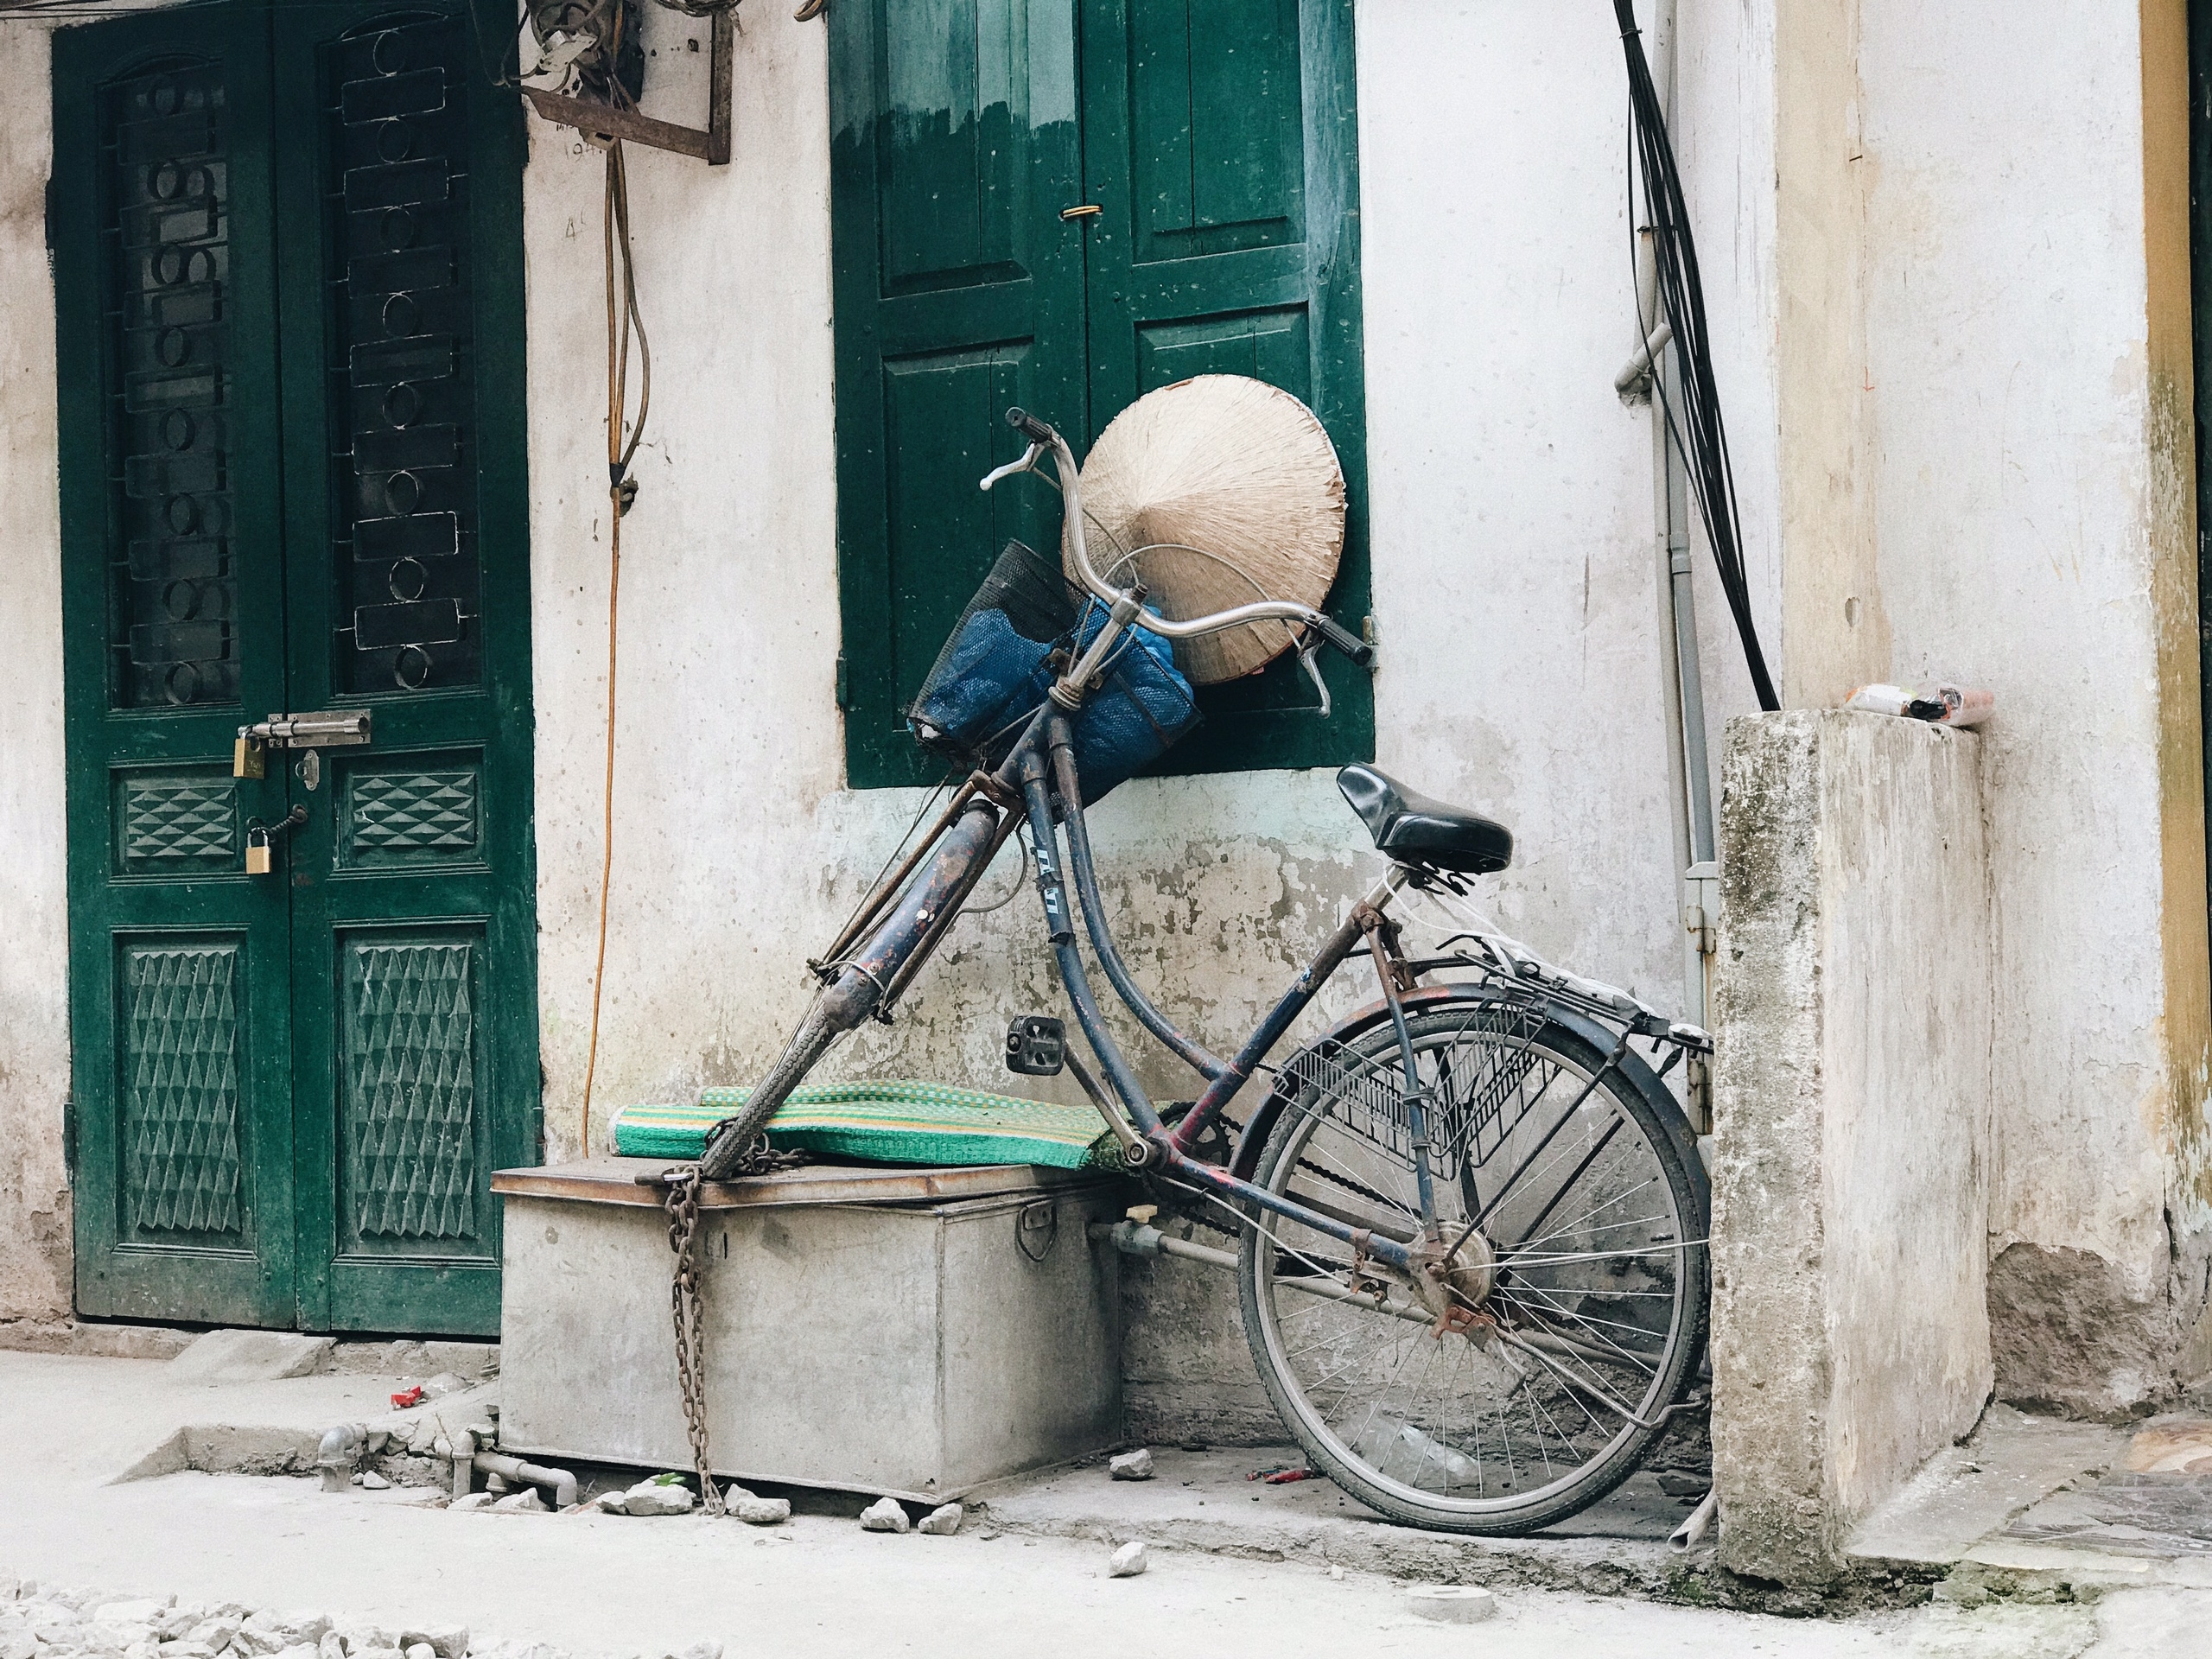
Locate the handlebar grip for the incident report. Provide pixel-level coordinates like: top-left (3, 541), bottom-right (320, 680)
top-left (1005, 406), bottom-right (1059, 447)
top-left (1309, 612), bottom-right (1374, 667)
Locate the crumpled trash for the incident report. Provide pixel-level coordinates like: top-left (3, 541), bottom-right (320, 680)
top-left (389, 1386), bottom-right (427, 1410)
top-left (1844, 682), bottom-right (1993, 728)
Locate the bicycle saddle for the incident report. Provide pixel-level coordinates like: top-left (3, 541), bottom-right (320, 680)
top-left (1336, 764), bottom-right (1513, 875)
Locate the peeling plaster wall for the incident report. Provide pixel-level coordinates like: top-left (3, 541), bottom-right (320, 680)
top-left (524, 1), bottom-right (1750, 1181)
top-left (0, 27), bottom-right (74, 1325)
top-left (1777, 0), bottom-right (2211, 1413)
top-left (517, 4), bottom-right (1773, 1436)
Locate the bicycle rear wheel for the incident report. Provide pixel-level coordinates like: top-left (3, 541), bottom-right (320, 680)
top-left (1236, 998), bottom-right (1707, 1535)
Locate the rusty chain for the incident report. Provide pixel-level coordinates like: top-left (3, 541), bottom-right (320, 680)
top-left (658, 1166), bottom-right (724, 1516)
top-left (656, 1135), bottom-right (811, 1518)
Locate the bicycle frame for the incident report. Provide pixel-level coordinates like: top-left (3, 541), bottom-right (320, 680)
top-left (797, 692), bottom-right (1436, 1279)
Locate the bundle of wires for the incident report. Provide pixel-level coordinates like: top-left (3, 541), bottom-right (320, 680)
top-left (1613, 0), bottom-right (1780, 713)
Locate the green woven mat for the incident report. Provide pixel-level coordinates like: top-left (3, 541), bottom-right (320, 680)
top-left (611, 1080), bottom-right (1122, 1171)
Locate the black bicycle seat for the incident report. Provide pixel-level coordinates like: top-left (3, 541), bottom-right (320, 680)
top-left (1336, 764), bottom-right (1513, 875)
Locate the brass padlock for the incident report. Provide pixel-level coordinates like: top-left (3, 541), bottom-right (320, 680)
top-left (245, 824), bottom-right (272, 875)
top-left (233, 734), bottom-right (265, 779)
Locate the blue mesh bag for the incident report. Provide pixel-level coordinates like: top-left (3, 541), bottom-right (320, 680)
top-left (907, 540), bottom-right (1198, 802)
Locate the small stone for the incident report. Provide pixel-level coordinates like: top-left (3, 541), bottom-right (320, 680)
top-left (448, 1494), bottom-right (497, 1512)
top-left (404, 1646), bottom-right (434, 1659)
top-left (405, 1421), bottom-right (440, 1456)
top-left (317, 1634), bottom-right (343, 1659)
top-left (1327, 1566), bottom-right (1344, 1581)
top-left (732, 1497), bottom-right (789, 1527)
top-left (677, 1644), bottom-right (721, 1659)
top-left (421, 1373), bottom-right (469, 1399)
top-left (1933, 1579), bottom-right (1993, 1609)
top-left (358, 1472), bottom-right (391, 1491)
top-left (183, 1620), bottom-right (238, 1651)
top-left (1406, 1586), bottom-right (1496, 1624)
top-left (588, 1492), bottom-right (627, 1515)
top-left (859, 1497), bottom-right (911, 1533)
top-left (333, 1627), bottom-right (393, 1656)
top-left (397, 1629), bottom-right (463, 1659)
top-left (1108, 1448), bottom-right (1154, 1481)
top-left (915, 1503), bottom-right (963, 1536)
top-left (1107, 1540), bottom-right (1147, 1578)
top-left (619, 1480), bottom-right (696, 1518)
top-left (158, 1644), bottom-right (214, 1659)
top-left (488, 1491), bottom-right (543, 1514)
top-left (253, 1614), bottom-right (329, 1646)
top-left (95, 1605), bottom-right (169, 1628)
top-left (1656, 1471), bottom-right (1710, 1498)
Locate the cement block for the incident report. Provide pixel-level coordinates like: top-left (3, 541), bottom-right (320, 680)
top-left (497, 1163), bottom-right (1122, 1500)
top-left (1710, 711), bottom-right (1993, 1586)
top-left (167, 1332), bottom-right (336, 1384)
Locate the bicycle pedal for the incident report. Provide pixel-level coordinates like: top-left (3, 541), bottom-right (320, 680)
top-left (1005, 1014), bottom-right (1067, 1076)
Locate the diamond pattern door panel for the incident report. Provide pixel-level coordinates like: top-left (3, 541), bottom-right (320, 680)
top-left (341, 766), bottom-right (480, 865)
top-left (339, 935), bottom-right (483, 1251)
top-left (118, 941), bottom-right (247, 1243)
top-left (117, 772), bottom-right (242, 874)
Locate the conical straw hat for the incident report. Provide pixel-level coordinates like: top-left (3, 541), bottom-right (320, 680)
top-left (1067, 375), bottom-right (1346, 685)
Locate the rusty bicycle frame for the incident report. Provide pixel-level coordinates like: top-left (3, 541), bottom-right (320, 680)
top-left (696, 408), bottom-right (1706, 1319)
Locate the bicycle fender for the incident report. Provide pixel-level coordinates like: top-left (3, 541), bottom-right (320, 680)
top-left (1230, 982), bottom-right (1707, 1215)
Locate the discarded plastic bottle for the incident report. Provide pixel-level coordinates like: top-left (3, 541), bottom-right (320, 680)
top-left (1350, 1417), bottom-right (1479, 1486)
top-left (1844, 682), bottom-right (1993, 728)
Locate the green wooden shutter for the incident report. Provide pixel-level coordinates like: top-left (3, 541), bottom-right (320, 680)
top-left (1078, 0), bottom-right (1372, 772)
top-left (831, 0), bottom-right (1371, 790)
top-left (830, 0), bottom-right (1089, 790)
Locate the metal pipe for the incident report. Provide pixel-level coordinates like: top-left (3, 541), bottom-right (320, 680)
top-left (472, 1449), bottom-right (579, 1510)
top-left (1669, 1487), bottom-right (1718, 1552)
top-left (1633, 0), bottom-right (1718, 1032)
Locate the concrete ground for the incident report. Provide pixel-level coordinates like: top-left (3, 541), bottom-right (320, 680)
top-left (0, 1348), bottom-right (2197, 1658)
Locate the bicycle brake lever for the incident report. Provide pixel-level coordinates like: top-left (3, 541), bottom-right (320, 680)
top-left (978, 442), bottom-right (1044, 493)
top-left (1298, 639), bottom-right (1332, 719)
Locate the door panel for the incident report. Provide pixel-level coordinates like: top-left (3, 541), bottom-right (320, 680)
top-left (274, 3), bottom-right (534, 1336)
top-left (58, 1), bottom-right (535, 1336)
top-left (1080, 0), bottom-right (1370, 772)
top-left (833, 0), bottom-right (1088, 788)
top-left (57, 6), bottom-right (297, 1327)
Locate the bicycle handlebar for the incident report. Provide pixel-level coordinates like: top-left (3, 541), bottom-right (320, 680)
top-left (989, 407), bottom-right (1375, 670)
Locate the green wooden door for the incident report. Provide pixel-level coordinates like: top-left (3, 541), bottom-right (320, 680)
top-left (832, 0), bottom-right (1370, 788)
top-left (54, 0), bottom-right (537, 1336)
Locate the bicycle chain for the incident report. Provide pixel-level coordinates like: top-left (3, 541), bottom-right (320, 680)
top-left (657, 1136), bottom-right (810, 1519)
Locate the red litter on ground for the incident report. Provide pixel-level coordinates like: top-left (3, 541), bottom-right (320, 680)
top-left (390, 1385), bottom-right (426, 1408)
top-left (1249, 1465), bottom-right (1316, 1484)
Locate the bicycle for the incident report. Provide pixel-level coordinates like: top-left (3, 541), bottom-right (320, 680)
top-left (692, 407), bottom-right (1713, 1535)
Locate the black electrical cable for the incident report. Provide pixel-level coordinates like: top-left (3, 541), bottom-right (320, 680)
top-left (1613, 1), bottom-right (1780, 714)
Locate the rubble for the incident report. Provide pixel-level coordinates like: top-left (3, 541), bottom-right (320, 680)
top-left (0, 1584), bottom-right (681, 1659)
top-left (1107, 1541), bottom-right (1147, 1579)
top-left (730, 1497), bottom-right (789, 1528)
top-left (859, 1497), bottom-right (910, 1534)
top-left (609, 1480), bottom-right (694, 1518)
top-left (1107, 1448), bottom-right (1154, 1482)
top-left (914, 1503), bottom-right (962, 1536)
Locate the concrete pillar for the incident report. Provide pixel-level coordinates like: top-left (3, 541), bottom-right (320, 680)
top-left (1709, 710), bottom-right (1993, 1585)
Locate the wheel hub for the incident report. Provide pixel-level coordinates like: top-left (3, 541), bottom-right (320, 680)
top-left (1412, 1226), bottom-right (1497, 1320)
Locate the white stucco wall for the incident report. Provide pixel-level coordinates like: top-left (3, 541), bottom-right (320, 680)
top-left (1815, 0), bottom-right (2211, 1409)
top-left (524, 2), bottom-right (1743, 1159)
top-left (0, 27), bottom-right (74, 1325)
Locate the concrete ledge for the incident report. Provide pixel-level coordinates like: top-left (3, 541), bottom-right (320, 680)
top-left (1711, 711), bottom-right (1994, 1586)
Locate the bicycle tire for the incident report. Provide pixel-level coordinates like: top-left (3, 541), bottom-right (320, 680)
top-left (1236, 998), bottom-right (1708, 1535)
